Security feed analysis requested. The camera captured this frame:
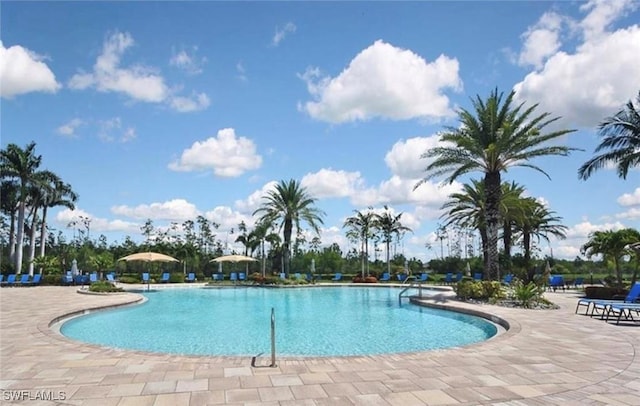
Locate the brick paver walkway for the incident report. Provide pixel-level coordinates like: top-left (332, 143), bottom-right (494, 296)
top-left (1, 285), bottom-right (639, 405)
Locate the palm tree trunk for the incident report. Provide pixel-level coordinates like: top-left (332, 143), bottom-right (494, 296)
top-left (360, 238), bottom-right (365, 278)
top-left (27, 217), bottom-right (38, 276)
top-left (614, 257), bottom-right (622, 286)
top-left (9, 210), bottom-right (16, 262)
top-left (15, 200), bottom-right (26, 274)
top-left (503, 221), bottom-right (512, 271)
top-left (283, 219), bottom-right (292, 277)
top-left (523, 230), bottom-right (532, 282)
top-left (479, 227), bottom-right (488, 272)
top-left (484, 172), bottom-right (501, 280)
top-left (39, 206), bottom-right (48, 258)
top-left (386, 240), bottom-right (391, 274)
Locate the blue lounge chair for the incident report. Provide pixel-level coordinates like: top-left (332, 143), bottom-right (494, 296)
top-left (238, 272), bottom-right (246, 282)
top-left (62, 271), bottom-right (73, 285)
top-left (417, 273), bottom-right (429, 282)
top-left (379, 272), bottom-right (391, 282)
top-left (106, 273), bottom-right (117, 283)
top-left (160, 272), bottom-right (171, 283)
top-left (444, 272), bottom-right (454, 284)
top-left (549, 275), bottom-right (565, 292)
top-left (142, 272), bottom-right (150, 283)
top-left (89, 273), bottom-right (98, 283)
top-left (604, 302), bottom-right (640, 324)
top-left (279, 272), bottom-right (286, 280)
top-left (397, 273), bottom-right (407, 282)
top-left (294, 272), bottom-right (301, 279)
top-left (213, 273), bottom-right (224, 282)
top-left (331, 272), bottom-right (342, 281)
top-left (576, 282), bottom-right (640, 316)
top-left (30, 273), bottom-right (42, 286)
top-left (456, 272), bottom-right (463, 282)
top-left (230, 272), bottom-right (238, 282)
top-left (473, 272), bottom-right (483, 281)
top-left (502, 274), bottom-right (514, 285)
top-left (573, 277), bottom-right (585, 288)
top-left (186, 272), bottom-right (196, 282)
top-left (18, 274), bottom-right (30, 286)
top-left (3, 274), bottom-right (17, 287)
top-left (0, 275), bottom-right (4, 284)
top-left (306, 273), bottom-right (314, 282)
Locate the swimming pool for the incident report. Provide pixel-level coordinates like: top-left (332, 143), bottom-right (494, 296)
top-left (60, 287), bottom-right (497, 357)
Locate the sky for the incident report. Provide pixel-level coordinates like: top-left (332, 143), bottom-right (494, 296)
top-left (1, 1), bottom-right (639, 263)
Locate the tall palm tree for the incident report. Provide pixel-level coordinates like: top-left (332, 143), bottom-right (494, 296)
top-left (253, 179), bottom-right (325, 277)
top-left (581, 228), bottom-right (640, 287)
top-left (343, 209), bottom-right (376, 277)
top-left (416, 89), bottom-right (576, 280)
top-left (375, 206), bottom-right (412, 275)
top-left (0, 142), bottom-right (46, 273)
top-left (579, 91), bottom-right (640, 180)
top-left (0, 180), bottom-right (19, 262)
top-left (38, 177), bottom-right (78, 260)
top-left (499, 181), bottom-right (528, 270)
top-left (514, 198), bottom-right (567, 278)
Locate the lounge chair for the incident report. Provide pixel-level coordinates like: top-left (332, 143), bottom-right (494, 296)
top-left (212, 273), bottom-right (224, 282)
top-left (331, 272), bottom-right (342, 281)
top-left (379, 272), bottom-right (391, 282)
top-left (473, 272), bottom-right (483, 281)
top-left (3, 274), bottom-right (17, 287)
top-left (142, 272), bottom-right (150, 283)
top-left (444, 272), bottom-right (454, 284)
top-left (30, 274), bottom-right (42, 286)
top-left (186, 272), bottom-right (196, 282)
top-left (106, 273), bottom-right (117, 283)
top-left (89, 273), bottom-right (98, 283)
top-left (576, 282), bottom-right (640, 316)
top-left (0, 275), bottom-right (4, 284)
top-left (306, 273), bottom-right (314, 282)
top-left (397, 273), bottom-right (407, 282)
top-left (18, 274), bottom-right (30, 286)
top-left (548, 275), bottom-right (565, 292)
top-left (573, 277), bottom-right (585, 288)
top-left (604, 303), bottom-right (640, 324)
top-left (160, 272), bottom-right (171, 283)
top-left (294, 272), bottom-right (301, 279)
top-left (456, 272), bottom-right (463, 282)
top-left (62, 271), bottom-right (73, 285)
top-left (238, 272), bottom-right (246, 282)
top-left (502, 274), bottom-right (514, 285)
top-left (230, 272), bottom-right (238, 282)
top-left (417, 273), bottom-right (429, 282)
top-left (279, 272), bottom-right (286, 280)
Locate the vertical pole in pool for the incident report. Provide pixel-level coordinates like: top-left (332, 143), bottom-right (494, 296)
top-left (270, 307), bottom-right (277, 367)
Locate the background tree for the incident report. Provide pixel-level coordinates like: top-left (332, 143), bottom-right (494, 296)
top-left (343, 209), bottom-right (376, 277)
top-left (254, 179), bottom-right (325, 277)
top-left (579, 91), bottom-right (640, 180)
top-left (581, 228), bottom-right (640, 286)
top-left (375, 206), bottom-right (412, 275)
top-left (416, 89), bottom-right (576, 280)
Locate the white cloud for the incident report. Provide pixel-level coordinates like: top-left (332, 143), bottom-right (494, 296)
top-left (204, 206), bottom-right (253, 236)
top-left (513, 1), bottom-right (640, 127)
top-left (169, 128), bottom-right (262, 177)
top-left (169, 92), bottom-right (211, 112)
top-left (517, 12), bottom-right (563, 68)
top-left (234, 181), bottom-right (278, 214)
top-left (617, 188), bottom-right (640, 206)
top-left (353, 176), bottom-right (461, 208)
top-left (565, 220), bottom-right (627, 239)
top-left (301, 169), bottom-right (364, 198)
top-left (69, 32), bottom-right (169, 103)
top-left (0, 41), bottom-right (61, 98)
top-left (299, 40), bottom-right (462, 123)
top-left (272, 22), bottom-right (296, 46)
top-left (170, 47), bottom-right (206, 75)
top-left (111, 199), bottom-right (200, 221)
top-left (69, 31), bottom-right (209, 113)
top-left (97, 117), bottom-right (136, 143)
top-left (56, 118), bottom-right (84, 137)
top-left (55, 208), bottom-right (138, 234)
top-left (384, 135), bottom-right (451, 178)
top-left (236, 61), bottom-right (248, 82)
top-left (615, 207), bottom-right (640, 221)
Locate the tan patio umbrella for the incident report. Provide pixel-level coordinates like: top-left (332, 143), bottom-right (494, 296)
top-left (211, 254), bottom-right (258, 277)
top-left (118, 252), bottom-right (179, 262)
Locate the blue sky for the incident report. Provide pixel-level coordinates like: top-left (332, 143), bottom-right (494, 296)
top-left (2, 1), bottom-right (639, 262)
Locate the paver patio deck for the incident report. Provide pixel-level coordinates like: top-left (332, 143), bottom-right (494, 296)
top-left (1, 285), bottom-right (638, 405)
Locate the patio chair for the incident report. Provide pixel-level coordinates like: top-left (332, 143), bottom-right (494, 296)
top-left (212, 273), bottom-right (224, 282)
top-left (30, 274), bottom-right (42, 286)
top-left (18, 274), bottom-right (30, 286)
top-left (444, 272), bottom-right (454, 284)
top-left (160, 272), bottom-right (171, 283)
top-left (142, 272), bottom-right (150, 283)
top-left (3, 274), bottom-right (17, 287)
top-left (0, 275), bottom-right (4, 284)
top-left (239, 272), bottom-right (246, 282)
top-left (548, 275), bottom-right (565, 292)
top-left (417, 273), bottom-right (429, 282)
top-left (279, 272), bottom-right (286, 280)
top-left (379, 272), bottom-right (391, 282)
top-left (89, 273), bottom-right (99, 284)
top-left (502, 274), bottom-right (514, 285)
top-left (186, 272), bottom-right (196, 282)
top-left (230, 272), bottom-right (238, 282)
top-left (573, 277), bottom-right (585, 288)
top-left (397, 273), bottom-right (408, 282)
top-left (331, 272), bottom-right (342, 281)
top-left (106, 273), bottom-right (117, 283)
top-left (294, 272), bottom-right (301, 279)
top-left (603, 302), bottom-right (640, 325)
top-left (456, 272), bottom-right (463, 282)
top-left (473, 272), bottom-right (483, 281)
top-left (62, 271), bottom-right (73, 285)
top-left (576, 282), bottom-right (640, 316)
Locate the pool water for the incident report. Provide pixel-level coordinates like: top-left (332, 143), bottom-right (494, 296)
top-left (61, 287), bottom-right (497, 357)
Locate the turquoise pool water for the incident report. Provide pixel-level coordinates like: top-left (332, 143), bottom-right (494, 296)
top-left (60, 287), bottom-right (497, 357)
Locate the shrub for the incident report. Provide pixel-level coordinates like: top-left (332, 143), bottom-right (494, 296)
top-left (511, 281), bottom-right (543, 308)
top-left (88, 281), bottom-right (124, 293)
top-left (169, 273), bottom-right (184, 283)
top-left (353, 276), bottom-right (378, 283)
top-left (118, 276), bottom-right (139, 284)
top-left (455, 280), bottom-right (505, 301)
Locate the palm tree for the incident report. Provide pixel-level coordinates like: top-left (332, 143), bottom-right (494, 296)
top-left (0, 142), bottom-right (47, 273)
top-left (579, 91), bottom-right (640, 180)
top-left (253, 179), bottom-right (325, 277)
top-left (375, 206), bottom-right (412, 275)
top-left (38, 176), bottom-right (78, 260)
top-left (514, 199), bottom-right (567, 279)
top-left (416, 89), bottom-right (576, 280)
top-left (343, 209), bottom-right (376, 277)
top-left (581, 228), bottom-right (640, 286)
top-left (499, 181), bottom-right (528, 270)
top-left (0, 180), bottom-right (19, 263)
